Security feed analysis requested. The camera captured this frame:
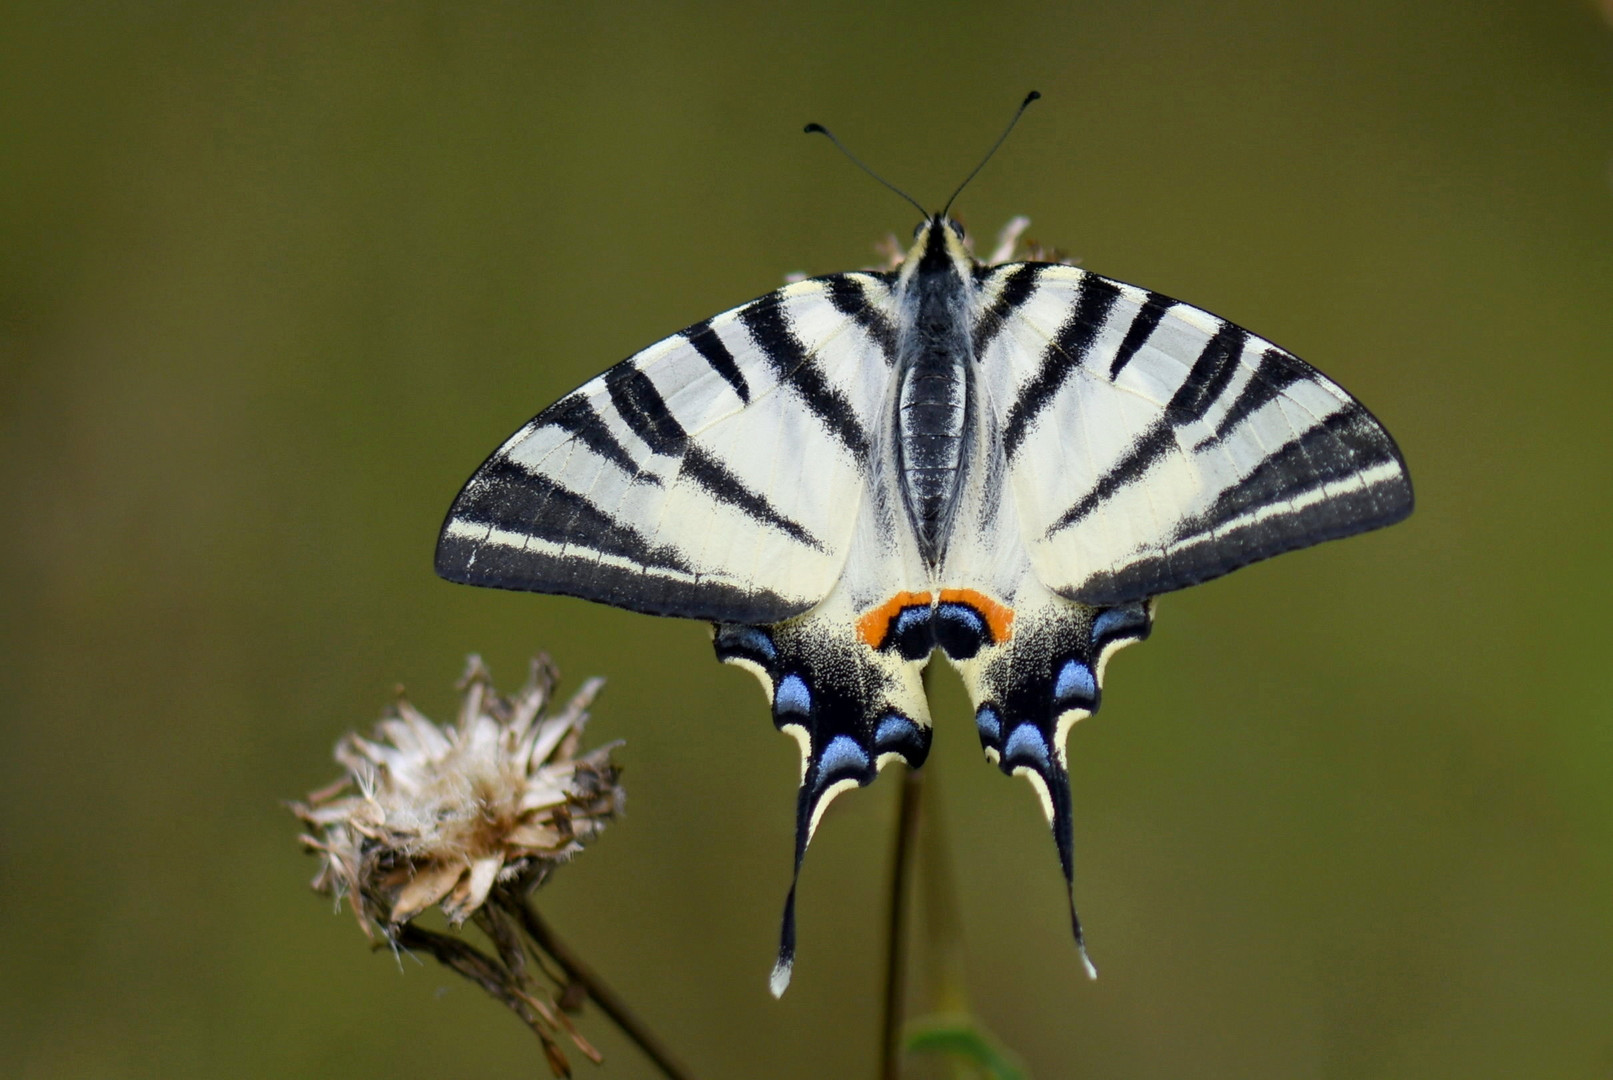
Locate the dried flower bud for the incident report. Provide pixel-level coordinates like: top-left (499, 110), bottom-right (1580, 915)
top-left (293, 655), bottom-right (623, 936)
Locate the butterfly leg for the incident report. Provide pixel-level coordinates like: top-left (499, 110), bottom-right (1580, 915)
top-left (945, 593), bottom-right (1153, 978)
top-left (714, 611), bottom-right (931, 996)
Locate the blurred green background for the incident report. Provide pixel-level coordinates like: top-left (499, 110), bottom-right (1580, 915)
top-left (3, 2), bottom-right (1611, 1077)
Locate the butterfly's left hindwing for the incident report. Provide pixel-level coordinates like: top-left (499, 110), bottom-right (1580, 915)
top-left (715, 595), bottom-right (932, 997)
top-left (436, 274), bottom-right (900, 624)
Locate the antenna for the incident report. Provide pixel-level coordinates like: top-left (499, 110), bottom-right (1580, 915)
top-left (941, 90), bottom-right (1041, 218)
top-left (803, 122), bottom-right (929, 220)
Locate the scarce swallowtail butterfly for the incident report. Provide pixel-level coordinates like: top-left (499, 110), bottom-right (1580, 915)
top-left (435, 94), bottom-right (1413, 996)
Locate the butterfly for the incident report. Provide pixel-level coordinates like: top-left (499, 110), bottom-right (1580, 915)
top-left (434, 97), bottom-right (1413, 996)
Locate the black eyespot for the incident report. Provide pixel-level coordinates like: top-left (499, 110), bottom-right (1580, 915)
top-left (948, 219), bottom-right (965, 240)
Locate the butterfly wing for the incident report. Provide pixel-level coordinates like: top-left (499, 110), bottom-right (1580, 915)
top-left (438, 271), bottom-right (933, 994)
top-left (941, 262), bottom-right (1412, 971)
top-left (977, 262), bottom-right (1413, 606)
top-left (705, 285), bottom-right (937, 997)
top-left (714, 585), bottom-right (933, 996)
top-left (436, 273), bottom-right (901, 624)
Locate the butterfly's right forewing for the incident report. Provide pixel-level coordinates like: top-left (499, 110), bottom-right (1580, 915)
top-left (975, 263), bottom-right (1413, 608)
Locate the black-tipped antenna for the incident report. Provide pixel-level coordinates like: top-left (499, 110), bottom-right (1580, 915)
top-left (941, 90), bottom-right (1041, 218)
top-left (804, 122), bottom-right (929, 220)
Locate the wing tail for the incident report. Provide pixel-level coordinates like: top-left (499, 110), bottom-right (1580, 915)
top-left (714, 615), bottom-right (932, 996)
top-left (947, 593), bottom-right (1153, 976)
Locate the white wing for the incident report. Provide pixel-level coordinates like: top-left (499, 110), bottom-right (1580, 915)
top-left (437, 273), bottom-right (901, 623)
top-left (973, 263), bottom-right (1413, 606)
top-left (937, 261), bottom-right (1413, 973)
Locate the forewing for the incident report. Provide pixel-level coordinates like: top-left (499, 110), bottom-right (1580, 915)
top-left (436, 273), bottom-right (900, 624)
top-left (974, 263), bottom-right (1413, 607)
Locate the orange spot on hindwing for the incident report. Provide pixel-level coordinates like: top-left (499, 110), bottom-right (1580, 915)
top-left (855, 588), bottom-right (1015, 653)
top-left (855, 591), bottom-right (932, 649)
top-left (938, 589), bottom-right (1015, 644)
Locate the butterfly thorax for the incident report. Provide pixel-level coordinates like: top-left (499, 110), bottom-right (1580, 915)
top-left (893, 217), bottom-right (979, 568)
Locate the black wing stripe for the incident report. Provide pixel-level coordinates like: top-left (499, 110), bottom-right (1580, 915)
top-left (1176, 408), bottom-right (1401, 540)
top-left (1002, 275), bottom-right (1124, 459)
top-left (972, 264), bottom-right (1042, 357)
top-left (1047, 420), bottom-right (1177, 535)
top-left (680, 444), bottom-right (823, 549)
top-left (1049, 328), bottom-right (1284, 534)
top-left (1194, 347), bottom-right (1311, 450)
top-left (1166, 321), bottom-right (1248, 423)
top-left (1049, 390), bottom-right (1400, 542)
top-left (605, 363), bottom-right (687, 456)
top-left (437, 529), bottom-right (801, 623)
top-left (824, 276), bottom-right (897, 363)
top-left (536, 395), bottom-right (657, 484)
top-left (447, 459), bottom-right (695, 575)
top-left (1070, 412), bottom-right (1412, 607)
top-left (1107, 291), bottom-right (1175, 380)
top-left (739, 296), bottom-right (870, 459)
top-left (685, 319), bottom-right (751, 405)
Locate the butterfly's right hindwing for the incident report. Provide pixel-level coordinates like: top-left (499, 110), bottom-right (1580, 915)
top-left (436, 274), bottom-right (899, 624)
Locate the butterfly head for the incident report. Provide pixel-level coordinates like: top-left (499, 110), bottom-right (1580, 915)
top-left (900, 214), bottom-right (975, 282)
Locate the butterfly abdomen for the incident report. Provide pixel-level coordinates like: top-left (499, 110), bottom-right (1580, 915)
top-left (895, 219), bottom-right (979, 566)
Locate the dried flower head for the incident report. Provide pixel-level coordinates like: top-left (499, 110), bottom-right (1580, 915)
top-left (294, 654), bottom-right (623, 935)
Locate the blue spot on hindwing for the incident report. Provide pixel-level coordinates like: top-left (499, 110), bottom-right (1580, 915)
top-left (889, 605), bottom-right (934, 660)
top-left (934, 603), bottom-right (987, 659)
top-left (1053, 659), bottom-right (1097, 706)
top-left (1004, 723), bottom-right (1051, 769)
top-left (774, 674), bottom-right (811, 717)
top-left (975, 705), bottom-right (1002, 744)
top-left (938, 604), bottom-right (983, 635)
top-left (893, 606), bottom-right (930, 637)
top-left (1093, 604), bottom-right (1149, 648)
top-left (874, 715), bottom-right (917, 749)
top-left (872, 713), bottom-right (930, 765)
top-left (817, 734), bottom-right (870, 780)
top-left (725, 625), bottom-right (777, 661)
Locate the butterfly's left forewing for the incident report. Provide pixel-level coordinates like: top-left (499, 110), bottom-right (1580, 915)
top-left (437, 274), bottom-right (901, 623)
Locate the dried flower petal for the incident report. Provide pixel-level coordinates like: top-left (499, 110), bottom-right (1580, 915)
top-left (391, 861), bottom-right (465, 923)
top-left (291, 655), bottom-right (624, 936)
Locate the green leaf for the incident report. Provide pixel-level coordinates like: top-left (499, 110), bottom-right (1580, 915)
top-left (904, 1014), bottom-right (1028, 1080)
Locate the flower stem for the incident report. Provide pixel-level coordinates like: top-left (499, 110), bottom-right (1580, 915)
top-left (392, 921), bottom-right (573, 1070)
top-left (514, 896), bottom-right (698, 1080)
top-left (917, 766), bottom-right (970, 1017)
top-left (880, 754), bottom-right (926, 1079)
